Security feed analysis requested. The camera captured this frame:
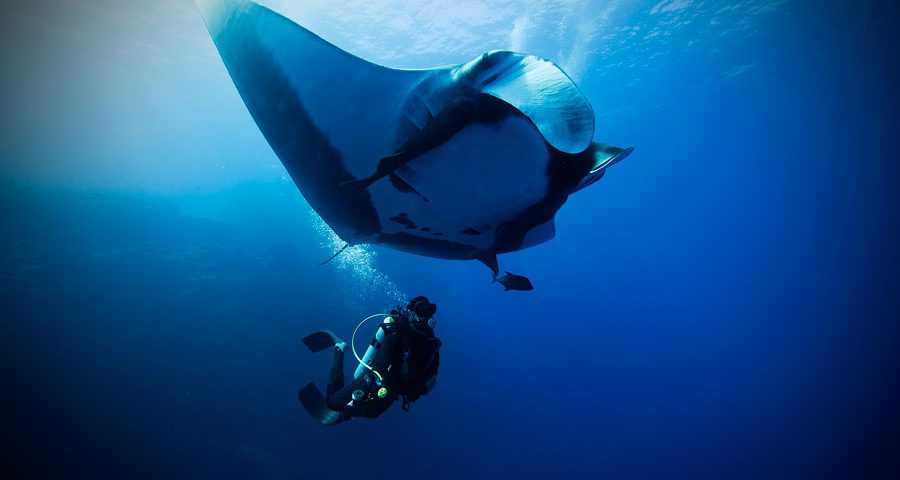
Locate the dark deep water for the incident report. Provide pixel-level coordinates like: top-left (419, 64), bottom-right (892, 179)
top-left (2, 1), bottom-right (900, 479)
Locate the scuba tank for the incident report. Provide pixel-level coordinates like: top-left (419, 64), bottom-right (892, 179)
top-left (353, 315), bottom-right (395, 380)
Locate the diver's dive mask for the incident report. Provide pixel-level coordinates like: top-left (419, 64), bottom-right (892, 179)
top-left (407, 296), bottom-right (437, 329)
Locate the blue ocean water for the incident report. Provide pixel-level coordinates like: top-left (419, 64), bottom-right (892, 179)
top-left (1, 1), bottom-right (898, 479)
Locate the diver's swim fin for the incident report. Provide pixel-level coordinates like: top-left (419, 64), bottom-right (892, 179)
top-left (301, 330), bottom-right (342, 353)
top-left (298, 383), bottom-right (344, 426)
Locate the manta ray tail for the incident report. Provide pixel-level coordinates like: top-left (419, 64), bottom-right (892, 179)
top-left (319, 242), bottom-right (350, 265)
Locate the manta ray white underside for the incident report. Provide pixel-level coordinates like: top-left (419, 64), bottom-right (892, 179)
top-left (197, 0), bottom-right (633, 289)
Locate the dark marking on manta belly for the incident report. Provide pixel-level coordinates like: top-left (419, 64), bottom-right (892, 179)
top-left (389, 215), bottom-right (417, 229)
top-left (216, 17), bottom-right (380, 239)
top-left (460, 228), bottom-right (482, 235)
top-left (491, 144), bottom-right (597, 254)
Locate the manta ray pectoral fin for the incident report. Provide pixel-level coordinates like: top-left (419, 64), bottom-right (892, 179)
top-left (197, 0), bottom-right (429, 242)
top-left (574, 143), bottom-right (635, 192)
top-left (460, 51), bottom-right (594, 154)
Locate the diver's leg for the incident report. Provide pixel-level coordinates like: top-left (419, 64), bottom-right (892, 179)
top-left (326, 348), bottom-right (345, 398)
top-left (326, 375), bottom-right (368, 411)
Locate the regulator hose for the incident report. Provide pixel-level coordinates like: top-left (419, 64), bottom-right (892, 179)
top-left (350, 313), bottom-right (391, 384)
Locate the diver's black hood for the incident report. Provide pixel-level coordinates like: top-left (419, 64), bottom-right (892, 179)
top-left (408, 296), bottom-right (437, 320)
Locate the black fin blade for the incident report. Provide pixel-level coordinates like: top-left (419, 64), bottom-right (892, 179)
top-left (298, 383), bottom-right (344, 426)
top-left (301, 330), bottom-right (341, 352)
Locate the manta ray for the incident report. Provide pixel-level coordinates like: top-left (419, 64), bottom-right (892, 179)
top-left (197, 0), bottom-right (633, 290)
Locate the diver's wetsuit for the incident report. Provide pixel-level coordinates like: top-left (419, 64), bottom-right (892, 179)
top-left (325, 349), bottom-right (394, 418)
top-left (325, 316), bottom-right (440, 419)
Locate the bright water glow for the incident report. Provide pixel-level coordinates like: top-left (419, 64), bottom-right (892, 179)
top-left (2, 0), bottom-right (789, 193)
top-left (306, 208), bottom-right (405, 306)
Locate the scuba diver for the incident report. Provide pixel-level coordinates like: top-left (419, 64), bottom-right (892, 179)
top-left (298, 296), bottom-right (441, 425)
